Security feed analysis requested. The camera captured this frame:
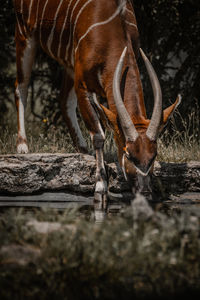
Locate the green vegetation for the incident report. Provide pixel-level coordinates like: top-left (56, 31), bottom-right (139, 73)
top-left (1, 104), bottom-right (199, 162)
top-left (158, 102), bottom-right (200, 162)
top-left (0, 196), bottom-right (200, 300)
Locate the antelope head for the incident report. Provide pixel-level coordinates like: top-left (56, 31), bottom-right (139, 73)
top-left (100, 47), bottom-right (181, 199)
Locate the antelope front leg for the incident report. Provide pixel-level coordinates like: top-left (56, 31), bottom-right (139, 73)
top-left (93, 133), bottom-right (107, 201)
top-left (76, 88), bottom-right (107, 200)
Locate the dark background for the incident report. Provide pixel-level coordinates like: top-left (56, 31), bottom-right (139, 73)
top-left (0, 0), bottom-right (199, 127)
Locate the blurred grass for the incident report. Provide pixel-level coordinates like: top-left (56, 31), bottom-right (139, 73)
top-left (0, 196), bottom-right (200, 300)
top-left (0, 103), bottom-right (199, 162)
top-left (0, 117), bottom-right (118, 162)
top-left (158, 102), bottom-right (200, 162)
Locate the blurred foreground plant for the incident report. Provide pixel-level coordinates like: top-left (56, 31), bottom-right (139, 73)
top-left (0, 195), bottom-right (200, 300)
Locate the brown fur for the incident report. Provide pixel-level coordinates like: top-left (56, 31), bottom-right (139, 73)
top-left (14, 0), bottom-right (180, 197)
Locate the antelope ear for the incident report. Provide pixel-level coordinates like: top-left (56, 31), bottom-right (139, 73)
top-left (159, 94), bottom-right (181, 134)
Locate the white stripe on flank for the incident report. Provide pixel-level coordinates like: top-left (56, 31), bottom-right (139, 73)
top-left (125, 7), bottom-right (135, 16)
top-left (40, 0), bottom-right (49, 48)
top-left (35, 0), bottom-right (40, 29)
top-left (57, 0), bottom-right (74, 58)
top-left (75, 0), bottom-right (126, 54)
top-left (47, 0), bottom-right (64, 58)
top-left (125, 20), bottom-right (137, 29)
top-left (20, 0), bottom-right (27, 35)
top-left (71, 0), bottom-right (94, 64)
top-left (16, 16), bottom-right (23, 36)
top-left (27, 0), bottom-right (34, 25)
top-left (65, 0), bottom-right (83, 60)
top-left (20, 0), bottom-right (23, 14)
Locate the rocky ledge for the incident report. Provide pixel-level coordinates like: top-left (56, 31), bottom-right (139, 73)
top-left (0, 153), bottom-right (199, 197)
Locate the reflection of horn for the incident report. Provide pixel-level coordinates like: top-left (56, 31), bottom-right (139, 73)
top-left (140, 48), bottom-right (162, 141)
top-left (113, 47), bottom-right (138, 142)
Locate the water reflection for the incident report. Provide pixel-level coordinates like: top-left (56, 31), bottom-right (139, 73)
top-left (0, 191), bottom-right (200, 222)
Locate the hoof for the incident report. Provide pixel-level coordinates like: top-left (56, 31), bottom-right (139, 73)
top-left (94, 192), bottom-right (107, 202)
top-left (76, 140), bottom-right (88, 154)
top-left (95, 181), bottom-right (107, 194)
top-left (94, 180), bottom-right (107, 203)
top-left (17, 143), bottom-right (29, 154)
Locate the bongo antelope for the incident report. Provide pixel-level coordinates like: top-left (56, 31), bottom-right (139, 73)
top-left (14, 0), bottom-right (181, 200)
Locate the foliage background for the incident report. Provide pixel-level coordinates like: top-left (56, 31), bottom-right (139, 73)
top-left (0, 0), bottom-right (199, 131)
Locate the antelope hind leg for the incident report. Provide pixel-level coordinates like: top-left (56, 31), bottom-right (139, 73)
top-left (59, 70), bottom-right (88, 153)
top-left (15, 32), bottom-right (36, 154)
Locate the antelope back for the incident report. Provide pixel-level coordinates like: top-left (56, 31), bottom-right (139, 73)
top-left (14, 0), bottom-right (138, 68)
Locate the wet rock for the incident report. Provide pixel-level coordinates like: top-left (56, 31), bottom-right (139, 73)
top-left (0, 154), bottom-right (199, 196)
top-left (108, 160), bottom-right (200, 197)
top-left (153, 161), bottom-right (200, 194)
top-left (0, 153), bottom-right (96, 194)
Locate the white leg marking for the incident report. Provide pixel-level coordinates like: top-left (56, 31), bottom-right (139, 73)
top-left (92, 93), bottom-right (102, 111)
top-left (66, 87), bottom-right (87, 149)
top-left (95, 181), bottom-right (107, 193)
top-left (16, 86), bottom-right (26, 139)
top-left (90, 101), bottom-right (105, 145)
top-left (16, 86), bottom-right (29, 154)
top-left (75, 0), bottom-right (126, 54)
top-left (89, 99), bottom-right (107, 194)
top-left (17, 143), bottom-right (29, 154)
top-left (97, 70), bottom-right (103, 88)
top-left (16, 37), bottom-right (36, 154)
top-left (95, 148), bottom-right (107, 194)
top-left (90, 93), bottom-right (105, 141)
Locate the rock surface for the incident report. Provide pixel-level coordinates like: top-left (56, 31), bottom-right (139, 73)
top-left (0, 153), bottom-right (96, 194)
top-left (0, 154), bottom-right (199, 196)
